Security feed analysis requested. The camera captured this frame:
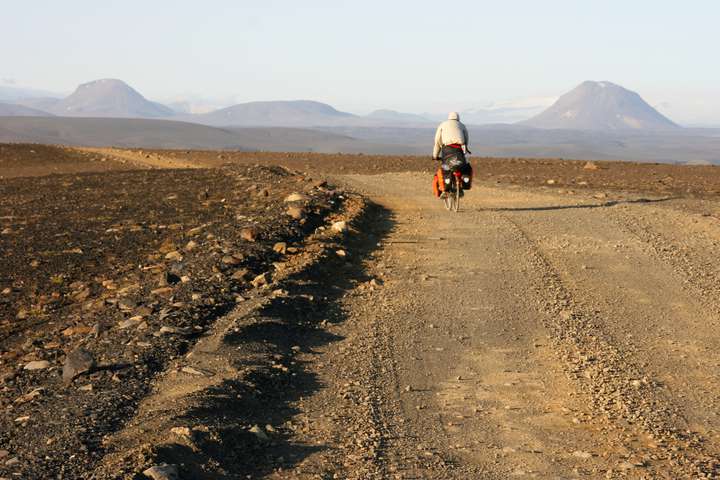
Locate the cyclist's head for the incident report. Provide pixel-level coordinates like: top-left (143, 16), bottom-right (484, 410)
top-left (448, 112), bottom-right (460, 121)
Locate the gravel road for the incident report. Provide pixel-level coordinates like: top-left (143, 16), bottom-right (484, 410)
top-left (257, 172), bottom-right (720, 479)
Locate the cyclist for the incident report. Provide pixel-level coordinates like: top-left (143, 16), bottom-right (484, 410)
top-left (432, 112), bottom-right (473, 198)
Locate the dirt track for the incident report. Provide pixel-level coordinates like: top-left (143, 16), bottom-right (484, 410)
top-left (2, 145), bottom-right (720, 478)
top-left (257, 173), bottom-right (720, 479)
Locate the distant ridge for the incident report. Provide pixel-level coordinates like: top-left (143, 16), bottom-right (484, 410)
top-left (364, 109), bottom-right (432, 124)
top-left (49, 79), bottom-right (175, 118)
top-left (190, 100), bottom-right (356, 127)
top-left (0, 102), bottom-right (53, 117)
top-left (522, 81), bottom-right (678, 131)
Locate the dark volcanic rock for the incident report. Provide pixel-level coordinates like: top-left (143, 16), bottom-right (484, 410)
top-left (62, 348), bottom-right (96, 384)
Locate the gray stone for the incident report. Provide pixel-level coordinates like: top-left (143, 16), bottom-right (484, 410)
top-left (62, 348), bottom-right (96, 384)
top-left (249, 425), bottom-right (269, 441)
top-left (143, 463), bottom-right (179, 480)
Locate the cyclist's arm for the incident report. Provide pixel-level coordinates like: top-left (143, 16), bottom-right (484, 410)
top-left (432, 126), bottom-right (443, 160)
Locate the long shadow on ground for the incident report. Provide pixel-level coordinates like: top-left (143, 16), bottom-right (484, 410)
top-left (152, 201), bottom-right (394, 479)
top-left (475, 196), bottom-right (676, 213)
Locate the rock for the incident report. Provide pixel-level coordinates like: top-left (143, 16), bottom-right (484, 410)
top-left (164, 271), bottom-right (181, 285)
top-left (23, 360), bottom-right (51, 371)
top-left (164, 251), bottom-right (183, 262)
top-left (62, 325), bottom-right (93, 337)
top-left (117, 298), bottom-right (137, 311)
top-left (251, 272), bottom-right (270, 287)
top-left (0, 450), bottom-right (9, 459)
top-left (92, 322), bottom-right (105, 337)
top-left (118, 316), bottom-right (144, 329)
top-left (573, 450), bottom-right (593, 459)
top-left (221, 255), bottom-right (242, 266)
top-left (331, 221), bottom-right (348, 233)
top-left (15, 388), bottom-right (44, 404)
top-left (72, 288), bottom-right (91, 302)
top-left (249, 425), bottom-right (270, 441)
top-left (159, 326), bottom-right (191, 335)
top-left (184, 240), bottom-right (198, 251)
top-left (1, 287), bottom-right (11, 295)
top-left (170, 426), bottom-right (192, 438)
top-left (286, 206), bottom-right (305, 220)
top-left (143, 464), bottom-right (179, 480)
top-left (257, 188), bottom-right (269, 197)
top-left (181, 366), bottom-right (208, 376)
top-left (16, 309), bottom-right (28, 320)
top-left (62, 348), bottom-right (96, 384)
top-left (273, 242), bottom-right (287, 254)
top-left (284, 193), bottom-right (309, 203)
top-left (240, 227), bottom-right (257, 242)
top-left (230, 268), bottom-right (251, 281)
top-left (335, 249), bottom-right (347, 258)
top-left (151, 287), bottom-right (174, 297)
top-left (186, 225), bottom-right (205, 236)
top-left (584, 161), bottom-right (600, 170)
top-left (4, 457), bottom-right (19, 467)
top-left (546, 179), bottom-right (556, 185)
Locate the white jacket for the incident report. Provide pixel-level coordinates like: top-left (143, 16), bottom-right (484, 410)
top-left (433, 112), bottom-right (469, 159)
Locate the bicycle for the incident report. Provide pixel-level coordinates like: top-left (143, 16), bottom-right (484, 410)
top-left (440, 154), bottom-right (471, 212)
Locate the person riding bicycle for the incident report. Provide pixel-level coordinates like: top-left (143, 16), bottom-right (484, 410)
top-left (432, 112), bottom-right (473, 198)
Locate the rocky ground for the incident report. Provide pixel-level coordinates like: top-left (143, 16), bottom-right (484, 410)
top-left (0, 144), bottom-right (135, 179)
top-left (1, 144), bottom-right (720, 479)
top-left (0, 155), bottom-right (355, 479)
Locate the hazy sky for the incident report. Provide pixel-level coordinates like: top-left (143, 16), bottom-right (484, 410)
top-left (4, 0), bottom-right (719, 124)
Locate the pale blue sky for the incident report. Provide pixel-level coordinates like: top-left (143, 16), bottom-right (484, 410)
top-left (4, 0), bottom-right (719, 123)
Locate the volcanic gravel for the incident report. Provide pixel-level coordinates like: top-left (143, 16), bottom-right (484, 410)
top-left (0, 163), bottom-right (343, 479)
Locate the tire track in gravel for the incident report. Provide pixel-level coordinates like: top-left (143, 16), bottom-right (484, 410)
top-left (501, 212), bottom-right (719, 478)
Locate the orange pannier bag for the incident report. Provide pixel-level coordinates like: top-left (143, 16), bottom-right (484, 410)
top-left (432, 167), bottom-right (445, 197)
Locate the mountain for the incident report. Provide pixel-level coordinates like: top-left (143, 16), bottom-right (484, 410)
top-left (364, 109), bottom-right (433, 124)
top-left (48, 79), bottom-right (175, 118)
top-left (522, 81), bottom-right (678, 131)
top-left (190, 100), bottom-right (356, 127)
top-left (0, 102), bottom-right (53, 117)
top-left (15, 97), bottom-right (62, 112)
top-left (0, 85), bottom-right (62, 102)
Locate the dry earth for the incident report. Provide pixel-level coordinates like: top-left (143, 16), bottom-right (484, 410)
top-left (1, 145), bottom-right (720, 479)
